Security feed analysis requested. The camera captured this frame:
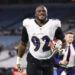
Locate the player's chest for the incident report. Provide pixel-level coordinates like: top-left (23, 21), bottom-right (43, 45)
top-left (27, 24), bottom-right (53, 36)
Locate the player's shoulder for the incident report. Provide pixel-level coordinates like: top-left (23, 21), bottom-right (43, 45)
top-left (49, 19), bottom-right (61, 23)
top-left (23, 18), bottom-right (34, 27)
top-left (49, 19), bottom-right (61, 27)
top-left (23, 18), bottom-right (34, 24)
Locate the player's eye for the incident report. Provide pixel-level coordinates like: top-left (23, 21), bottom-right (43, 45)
top-left (42, 10), bottom-right (46, 12)
top-left (38, 10), bottom-right (41, 13)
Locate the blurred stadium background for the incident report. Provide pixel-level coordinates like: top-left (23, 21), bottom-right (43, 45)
top-left (0, 0), bottom-right (75, 75)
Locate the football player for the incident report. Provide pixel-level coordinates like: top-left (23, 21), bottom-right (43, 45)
top-left (17, 5), bottom-right (65, 75)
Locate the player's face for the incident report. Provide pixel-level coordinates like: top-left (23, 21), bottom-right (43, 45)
top-left (65, 34), bottom-right (74, 44)
top-left (35, 6), bottom-right (48, 21)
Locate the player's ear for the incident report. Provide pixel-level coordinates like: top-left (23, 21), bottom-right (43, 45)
top-left (46, 14), bottom-right (48, 18)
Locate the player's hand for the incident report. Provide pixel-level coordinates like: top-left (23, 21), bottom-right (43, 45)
top-left (52, 49), bottom-right (59, 54)
top-left (17, 64), bottom-right (24, 73)
top-left (59, 60), bottom-right (68, 65)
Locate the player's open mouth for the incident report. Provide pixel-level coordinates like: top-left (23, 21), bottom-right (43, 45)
top-left (40, 14), bottom-right (45, 16)
top-left (39, 15), bottom-right (45, 17)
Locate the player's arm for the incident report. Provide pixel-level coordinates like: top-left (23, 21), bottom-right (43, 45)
top-left (18, 41), bottom-right (27, 58)
top-left (55, 27), bottom-right (64, 41)
top-left (17, 27), bottom-right (28, 57)
top-left (17, 27), bottom-right (29, 72)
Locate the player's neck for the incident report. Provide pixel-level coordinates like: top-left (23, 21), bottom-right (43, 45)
top-left (35, 18), bottom-right (48, 27)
